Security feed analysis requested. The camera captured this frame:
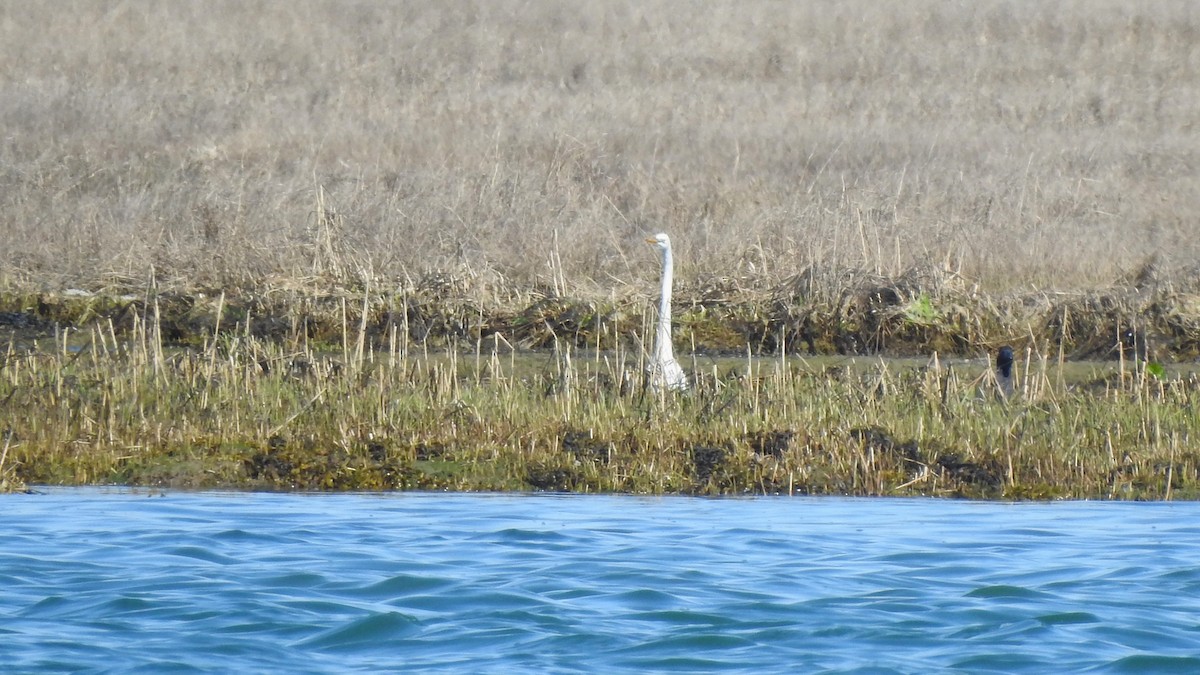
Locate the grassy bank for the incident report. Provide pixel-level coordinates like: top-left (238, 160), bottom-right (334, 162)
top-left (4, 253), bottom-right (1200, 362)
top-left (3, 306), bottom-right (1199, 499)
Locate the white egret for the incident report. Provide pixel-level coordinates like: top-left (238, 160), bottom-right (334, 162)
top-left (645, 233), bottom-right (688, 391)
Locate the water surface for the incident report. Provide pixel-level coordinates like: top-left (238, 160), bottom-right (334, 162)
top-left (2, 490), bottom-right (1199, 672)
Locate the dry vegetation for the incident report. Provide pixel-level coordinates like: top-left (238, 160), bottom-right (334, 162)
top-left (4, 2), bottom-right (1200, 496)
top-left (2, 0), bottom-right (1199, 296)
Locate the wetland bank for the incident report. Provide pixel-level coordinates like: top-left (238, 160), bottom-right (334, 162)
top-left (2, 286), bottom-right (1200, 499)
top-left (4, 1), bottom-right (1200, 497)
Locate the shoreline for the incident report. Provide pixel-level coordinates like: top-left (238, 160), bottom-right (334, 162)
top-left (2, 290), bottom-right (1196, 499)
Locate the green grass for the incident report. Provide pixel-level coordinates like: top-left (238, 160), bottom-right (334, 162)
top-left (3, 316), bottom-right (1198, 499)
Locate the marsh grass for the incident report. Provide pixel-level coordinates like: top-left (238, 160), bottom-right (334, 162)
top-left (3, 304), bottom-right (1199, 499)
top-left (5, 1), bottom-right (1200, 497)
top-left (2, 1), bottom-right (1200, 297)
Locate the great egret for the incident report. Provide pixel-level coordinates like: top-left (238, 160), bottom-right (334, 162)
top-left (645, 233), bottom-right (688, 391)
top-left (995, 345), bottom-right (1014, 399)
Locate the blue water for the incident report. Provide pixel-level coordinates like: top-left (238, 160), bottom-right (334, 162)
top-left (2, 491), bottom-right (1199, 673)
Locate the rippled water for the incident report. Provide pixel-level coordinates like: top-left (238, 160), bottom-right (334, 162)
top-left (3, 490), bottom-right (1200, 673)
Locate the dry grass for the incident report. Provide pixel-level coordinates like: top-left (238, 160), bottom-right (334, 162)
top-left (2, 1), bottom-right (1200, 296)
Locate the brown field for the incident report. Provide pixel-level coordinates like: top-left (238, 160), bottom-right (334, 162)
top-left (2, 0), bottom-right (1199, 298)
top-left (4, 1), bottom-right (1200, 496)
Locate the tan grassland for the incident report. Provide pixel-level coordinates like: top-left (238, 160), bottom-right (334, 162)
top-left (4, 1), bottom-right (1200, 497)
top-left (2, 0), bottom-right (1199, 296)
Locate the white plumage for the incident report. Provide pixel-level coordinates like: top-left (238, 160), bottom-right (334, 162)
top-left (645, 233), bottom-right (688, 391)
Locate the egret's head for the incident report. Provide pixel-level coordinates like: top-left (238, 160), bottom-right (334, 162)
top-left (645, 233), bottom-right (671, 250)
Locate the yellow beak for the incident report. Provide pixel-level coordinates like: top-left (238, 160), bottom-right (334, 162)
top-left (645, 237), bottom-right (656, 244)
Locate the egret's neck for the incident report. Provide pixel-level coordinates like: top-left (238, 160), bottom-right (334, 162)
top-left (655, 247), bottom-right (675, 361)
